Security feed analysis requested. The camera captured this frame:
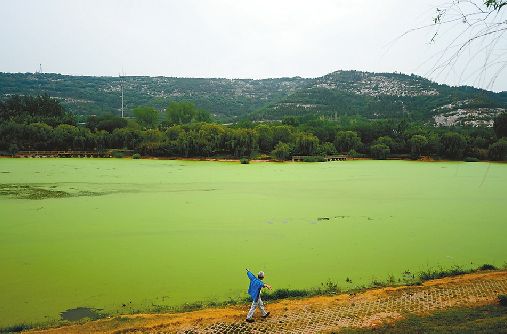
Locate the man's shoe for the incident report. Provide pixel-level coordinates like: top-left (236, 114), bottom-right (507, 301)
top-left (262, 312), bottom-right (270, 318)
top-left (246, 318), bottom-right (255, 323)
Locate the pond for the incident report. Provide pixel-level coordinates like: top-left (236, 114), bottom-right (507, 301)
top-left (0, 158), bottom-right (506, 327)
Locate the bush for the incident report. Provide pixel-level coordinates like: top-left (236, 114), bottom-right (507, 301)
top-left (132, 153), bottom-right (141, 159)
top-left (240, 158), bottom-right (250, 164)
top-left (464, 156), bottom-right (480, 162)
top-left (499, 295), bottom-right (507, 306)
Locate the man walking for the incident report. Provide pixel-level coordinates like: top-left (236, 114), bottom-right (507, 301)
top-left (245, 269), bottom-right (272, 322)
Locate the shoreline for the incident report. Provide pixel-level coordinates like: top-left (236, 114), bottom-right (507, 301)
top-left (1, 154), bottom-right (504, 163)
top-left (21, 270), bottom-right (507, 334)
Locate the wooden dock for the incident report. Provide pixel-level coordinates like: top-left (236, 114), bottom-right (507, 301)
top-left (292, 155), bottom-right (347, 162)
top-left (15, 151), bottom-right (111, 158)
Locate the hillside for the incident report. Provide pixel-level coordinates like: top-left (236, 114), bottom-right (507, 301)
top-left (253, 71), bottom-right (507, 125)
top-left (0, 73), bottom-right (309, 122)
top-left (1, 71), bottom-right (506, 125)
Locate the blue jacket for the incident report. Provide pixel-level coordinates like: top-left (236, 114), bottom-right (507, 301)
top-left (247, 271), bottom-right (265, 301)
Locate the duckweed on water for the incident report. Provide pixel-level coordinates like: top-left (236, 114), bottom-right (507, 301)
top-left (0, 184), bottom-right (103, 200)
top-left (0, 159), bottom-right (506, 328)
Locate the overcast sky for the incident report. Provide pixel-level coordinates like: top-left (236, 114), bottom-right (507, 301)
top-left (1, 0), bottom-right (506, 91)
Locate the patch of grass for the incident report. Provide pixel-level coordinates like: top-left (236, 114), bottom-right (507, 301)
top-left (333, 304), bottom-right (507, 334)
top-left (0, 323), bottom-right (33, 333)
top-left (180, 302), bottom-right (205, 312)
top-left (263, 288), bottom-right (310, 301)
top-left (479, 264), bottom-right (497, 271)
top-left (370, 279), bottom-right (387, 288)
top-left (418, 266), bottom-right (470, 281)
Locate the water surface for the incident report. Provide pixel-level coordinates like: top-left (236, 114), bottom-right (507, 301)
top-left (0, 159), bottom-right (506, 327)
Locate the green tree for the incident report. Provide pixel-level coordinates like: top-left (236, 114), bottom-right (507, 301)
top-left (488, 138), bottom-right (507, 160)
top-left (72, 127), bottom-right (94, 150)
top-left (166, 101), bottom-right (210, 125)
top-left (138, 129), bottom-right (164, 155)
top-left (294, 132), bottom-right (319, 155)
top-left (111, 128), bottom-right (143, 149)
top-left (317, 142), bottom-right (337, 156)
top-left (409, 135), bottom-right (428, 159)
top-left (256, 124), bottom-right (274, 153)
top-left (52, 124), bottom-right (80, 150)
top-left (272, 125), bottom-right (294, 144)
top-left (370, 143), bottom-right (390, 160)
top-left (493, 113), bottom-right (507, 139)
top-left (226, 128), bottom-right (258, 157)
top-left (165, 125), bottom-right (185, 141)
top-left (28, 123), bottom-right (53, 150)
top-left (87, 115), bottom-right (128, 133)
top-left (272, 142), bottom-right (292, 160)
top-left (335, 131), bottom-right (362, 153)
top-left (440, 132), bottom-right (467, 159)
top-left (197, 123), bottom-right (226, 156)
top-left (375, 136), bottom-right (397, 150)
top-left (175, 130), bottom-right (195, 157)
top-left (0, 94), bottom-right (75, 126)
top-left (95, 130), bottom-right (111, 151)
top-left (133, 106), bottom-right (159, 128)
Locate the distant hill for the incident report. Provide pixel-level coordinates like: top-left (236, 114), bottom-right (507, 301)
top-left (0, 71), bottom-right (505, 125)
top-left (253, 71), bottom-right (507, 126)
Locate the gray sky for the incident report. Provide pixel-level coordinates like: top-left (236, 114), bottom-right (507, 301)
top-left (1, 0), bottom-right (506, 91)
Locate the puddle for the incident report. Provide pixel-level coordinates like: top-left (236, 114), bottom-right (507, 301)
top-left (60, 307), bottom-right (103, 321)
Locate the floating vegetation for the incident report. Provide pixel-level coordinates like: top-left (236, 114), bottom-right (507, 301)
top-left (0, 184), bottom-right (104, 200)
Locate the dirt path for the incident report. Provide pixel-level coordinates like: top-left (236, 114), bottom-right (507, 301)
top-left (30, 271), bottom-right (507, 334)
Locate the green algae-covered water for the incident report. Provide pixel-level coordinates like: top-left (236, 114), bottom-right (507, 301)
top-left (0, 158), bottom-right (506, 327)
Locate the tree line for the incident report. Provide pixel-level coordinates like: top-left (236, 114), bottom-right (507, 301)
top-left (1, 94), bottom-right (506, 161)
